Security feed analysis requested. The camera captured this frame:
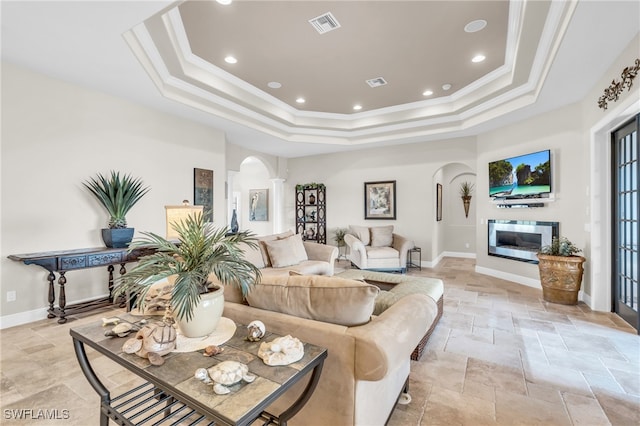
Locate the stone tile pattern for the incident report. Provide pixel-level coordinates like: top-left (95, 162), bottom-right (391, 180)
top-left (1, 257), bottom-right (638, 425)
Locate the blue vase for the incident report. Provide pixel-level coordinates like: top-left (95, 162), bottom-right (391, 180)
top-left (230, 209), bottom-right (239, 233)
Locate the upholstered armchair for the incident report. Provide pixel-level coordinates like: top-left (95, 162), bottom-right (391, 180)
top-left (344, 225), bottom-right (414, 273)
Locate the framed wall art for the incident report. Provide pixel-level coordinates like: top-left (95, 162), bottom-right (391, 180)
top-left (364, 180), bottom-right (396, 220)
top-left (436, 183), bottom-right (443, 221)
top-left (194, 168), bottom-right (213, 222)
top-left (249, 188), bottom-right (268, 221)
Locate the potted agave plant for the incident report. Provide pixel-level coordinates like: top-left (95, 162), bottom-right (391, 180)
top-left (115, 212), bottom-right (261, 338)
top-left (537, 237), bottom-right (586, 305)
top-left (83, 171), bottom-right (150, 248)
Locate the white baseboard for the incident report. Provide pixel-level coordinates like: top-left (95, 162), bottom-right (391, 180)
top-left (0, 307), bottom-right (49, 330)
top-left (0, 292), bottom-right (111, 330)
top-left (423, 252), bottom-right (476, 268)
top-left (475, 266), bottom-right (588, 303)
top-left (475, 265), bottom-right (541, 289)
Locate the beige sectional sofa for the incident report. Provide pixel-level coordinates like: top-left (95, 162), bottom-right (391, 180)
top-left (222, 273), bottom-right (439, 426)
top-left (241, 230), bottom-right (339, 278)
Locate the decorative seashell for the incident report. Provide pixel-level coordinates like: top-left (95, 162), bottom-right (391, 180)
top-left (203, 345), bottom-right (224, 357)
top-left (105, 322), bottom-right (135, 338)
top-left (206, 361), bottom-right (256, 395)
top-left (246, 320), bottom-right (266, 342)
top-left (122, 338), bottom-right (142, 354)
top-left (258, 335), bottom-right (304, 366)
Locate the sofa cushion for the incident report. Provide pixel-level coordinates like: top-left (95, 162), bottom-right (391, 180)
top-left (349, 225), bottom-right (370, 246)
top-left (258, 230), bottom-right (294, 266)
top-left (246, 275), bottom-right (379, 326)
top-left (365, 246), bottom-right (399, 259)
top-left (370, 225), bottom-right (394, 247)
top-left (264, 234), bottom-right (308, 268)
top-left (239, 242), bottom-right (265, 269)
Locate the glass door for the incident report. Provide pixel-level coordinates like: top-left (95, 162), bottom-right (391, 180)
top-left (612, 115), bottom-right (639, 332)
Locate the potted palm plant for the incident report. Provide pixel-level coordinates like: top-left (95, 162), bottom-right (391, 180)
top-left (115, 212), bottom-right (261, 337)
top-left (83, 171), bottom-right (150, 248)
top-left (537, 237), bottom-right (586, 305)
top-left (459, 181), bottom-right (474, 218)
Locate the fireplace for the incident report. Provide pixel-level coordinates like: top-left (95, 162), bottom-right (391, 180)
top-left (488, 220), bottom-right (558, 263)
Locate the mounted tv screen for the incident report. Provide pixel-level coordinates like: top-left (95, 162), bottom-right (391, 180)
top-left (488, 150), bottom-right (551, 198)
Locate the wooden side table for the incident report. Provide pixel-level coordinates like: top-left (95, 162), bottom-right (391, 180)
top-left (407, 247), bottom-right (422, 271)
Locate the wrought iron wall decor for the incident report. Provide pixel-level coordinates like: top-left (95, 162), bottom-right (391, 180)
top-left (598, 58), bottom-right (640, 110)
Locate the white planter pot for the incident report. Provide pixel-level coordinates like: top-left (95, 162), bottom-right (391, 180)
top-left (176, 285), bottom-right (224, 338)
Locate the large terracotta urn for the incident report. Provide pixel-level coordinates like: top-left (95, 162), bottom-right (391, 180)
top-left (175, 285), bottom-right (225, 338)
top-left (537, 254), bottom-right (586, 305)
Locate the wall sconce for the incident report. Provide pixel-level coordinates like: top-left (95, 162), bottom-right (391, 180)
top-left (165, 203), bottom-right (203, 240)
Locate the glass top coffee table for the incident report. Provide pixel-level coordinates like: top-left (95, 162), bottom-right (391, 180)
top-left (70, 313), bottom-right (327, 426)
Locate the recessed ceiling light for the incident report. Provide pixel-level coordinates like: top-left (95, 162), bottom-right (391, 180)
top-left (353, 104), bottom-right (362, 111)
top-left (267, 82), bottom-right (282, 89)
top-left (296, 97), bottom-right (306, 104)
top-left (423, 90), bottom-right (433, 96)
top-left (216, 0), bottom-right (233, 5)
top-left (442, 84), bottom-right (452, 91)
top-left (224, 56), bottom-right (237, 64)
top-left (472, 54), bottom-right (486, 63)
top-left (464, 19), bottom-right (487, 33)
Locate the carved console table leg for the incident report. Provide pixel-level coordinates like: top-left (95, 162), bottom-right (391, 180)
top-left (118, 263), bottom-right (128, 308)
top-left (58, 272), bottom-right (67, 324)
top-left (47, 271), bottom-right (56, 319)
top-left (107, 265), bottom-right (115, 303)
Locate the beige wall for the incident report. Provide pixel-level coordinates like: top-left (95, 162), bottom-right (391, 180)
top-left (1, 63), bottom-right (228, 326)
top-left (285, 138), bottom-right (477, 261)
top-left (475, 103), bottom-right (586, 285)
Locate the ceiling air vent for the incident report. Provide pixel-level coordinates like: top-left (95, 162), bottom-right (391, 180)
top-left (309, 12), bottom-right (341, 34)
top-left (366, 77), bottom-right (388, 88)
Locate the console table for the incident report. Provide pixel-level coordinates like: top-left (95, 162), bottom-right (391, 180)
top-left (71, 315), bottom-right (327, 426)
top-left (8, 246), bottom-right (154, 323)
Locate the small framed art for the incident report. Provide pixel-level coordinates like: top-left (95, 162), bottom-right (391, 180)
top-left (194, 168), bottom-right (213, 222)
top-left (249, 189), bottom-right (268, 221)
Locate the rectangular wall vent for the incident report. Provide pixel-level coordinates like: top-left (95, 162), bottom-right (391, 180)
top-left (309, 12), bottom-right (341, 34)
top-left (366, 77), bottom-right (388, 88)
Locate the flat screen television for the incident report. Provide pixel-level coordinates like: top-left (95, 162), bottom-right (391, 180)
top-left (488, 149), bottom-right (551, 198)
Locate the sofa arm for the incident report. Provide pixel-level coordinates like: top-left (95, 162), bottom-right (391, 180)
top-left (392, 234), bottom-right (415, 267)
top-left (346, 293), bottom-right (437, 381)
top-left (303, 241), bottom-right (339, 264)
top-left (344, 233), bottom-right (366, 253)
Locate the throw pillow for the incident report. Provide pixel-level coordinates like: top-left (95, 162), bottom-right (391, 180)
top-left (246, 275), bottom-right (379, 326)
top-left (258, 230), bottom-right (294, 266)
top-left (239, 242), bottom-right (265, 269)
top-left (264, 234), bottom-right (308, 268)
top-left (349, 225), bottom-right (370, 245)
top-left (370, 225), bottom-right (394, 247)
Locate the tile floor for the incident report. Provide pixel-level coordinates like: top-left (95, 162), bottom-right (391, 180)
top-left (1, 257), bottom-right (639, 425)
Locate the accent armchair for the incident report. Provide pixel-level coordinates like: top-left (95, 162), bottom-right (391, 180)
top-left (344, 225), bottom-right (415, 273)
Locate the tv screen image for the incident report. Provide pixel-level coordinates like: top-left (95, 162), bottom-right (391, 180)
top-left (488, 150), bottom-right (551, 198)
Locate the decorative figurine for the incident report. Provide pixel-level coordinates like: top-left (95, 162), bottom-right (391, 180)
top-left (122, 321), bottom-right (177, 366)
top-left (246, 320), bottom-right (266, 342)
top-left (195, 361), bottom-right (256, 395)
top-left (258, 335), bottom-right (304, 366)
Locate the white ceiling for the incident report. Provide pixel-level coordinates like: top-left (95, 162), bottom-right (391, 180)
top-left (1, 1), bottom-right (639, 158)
